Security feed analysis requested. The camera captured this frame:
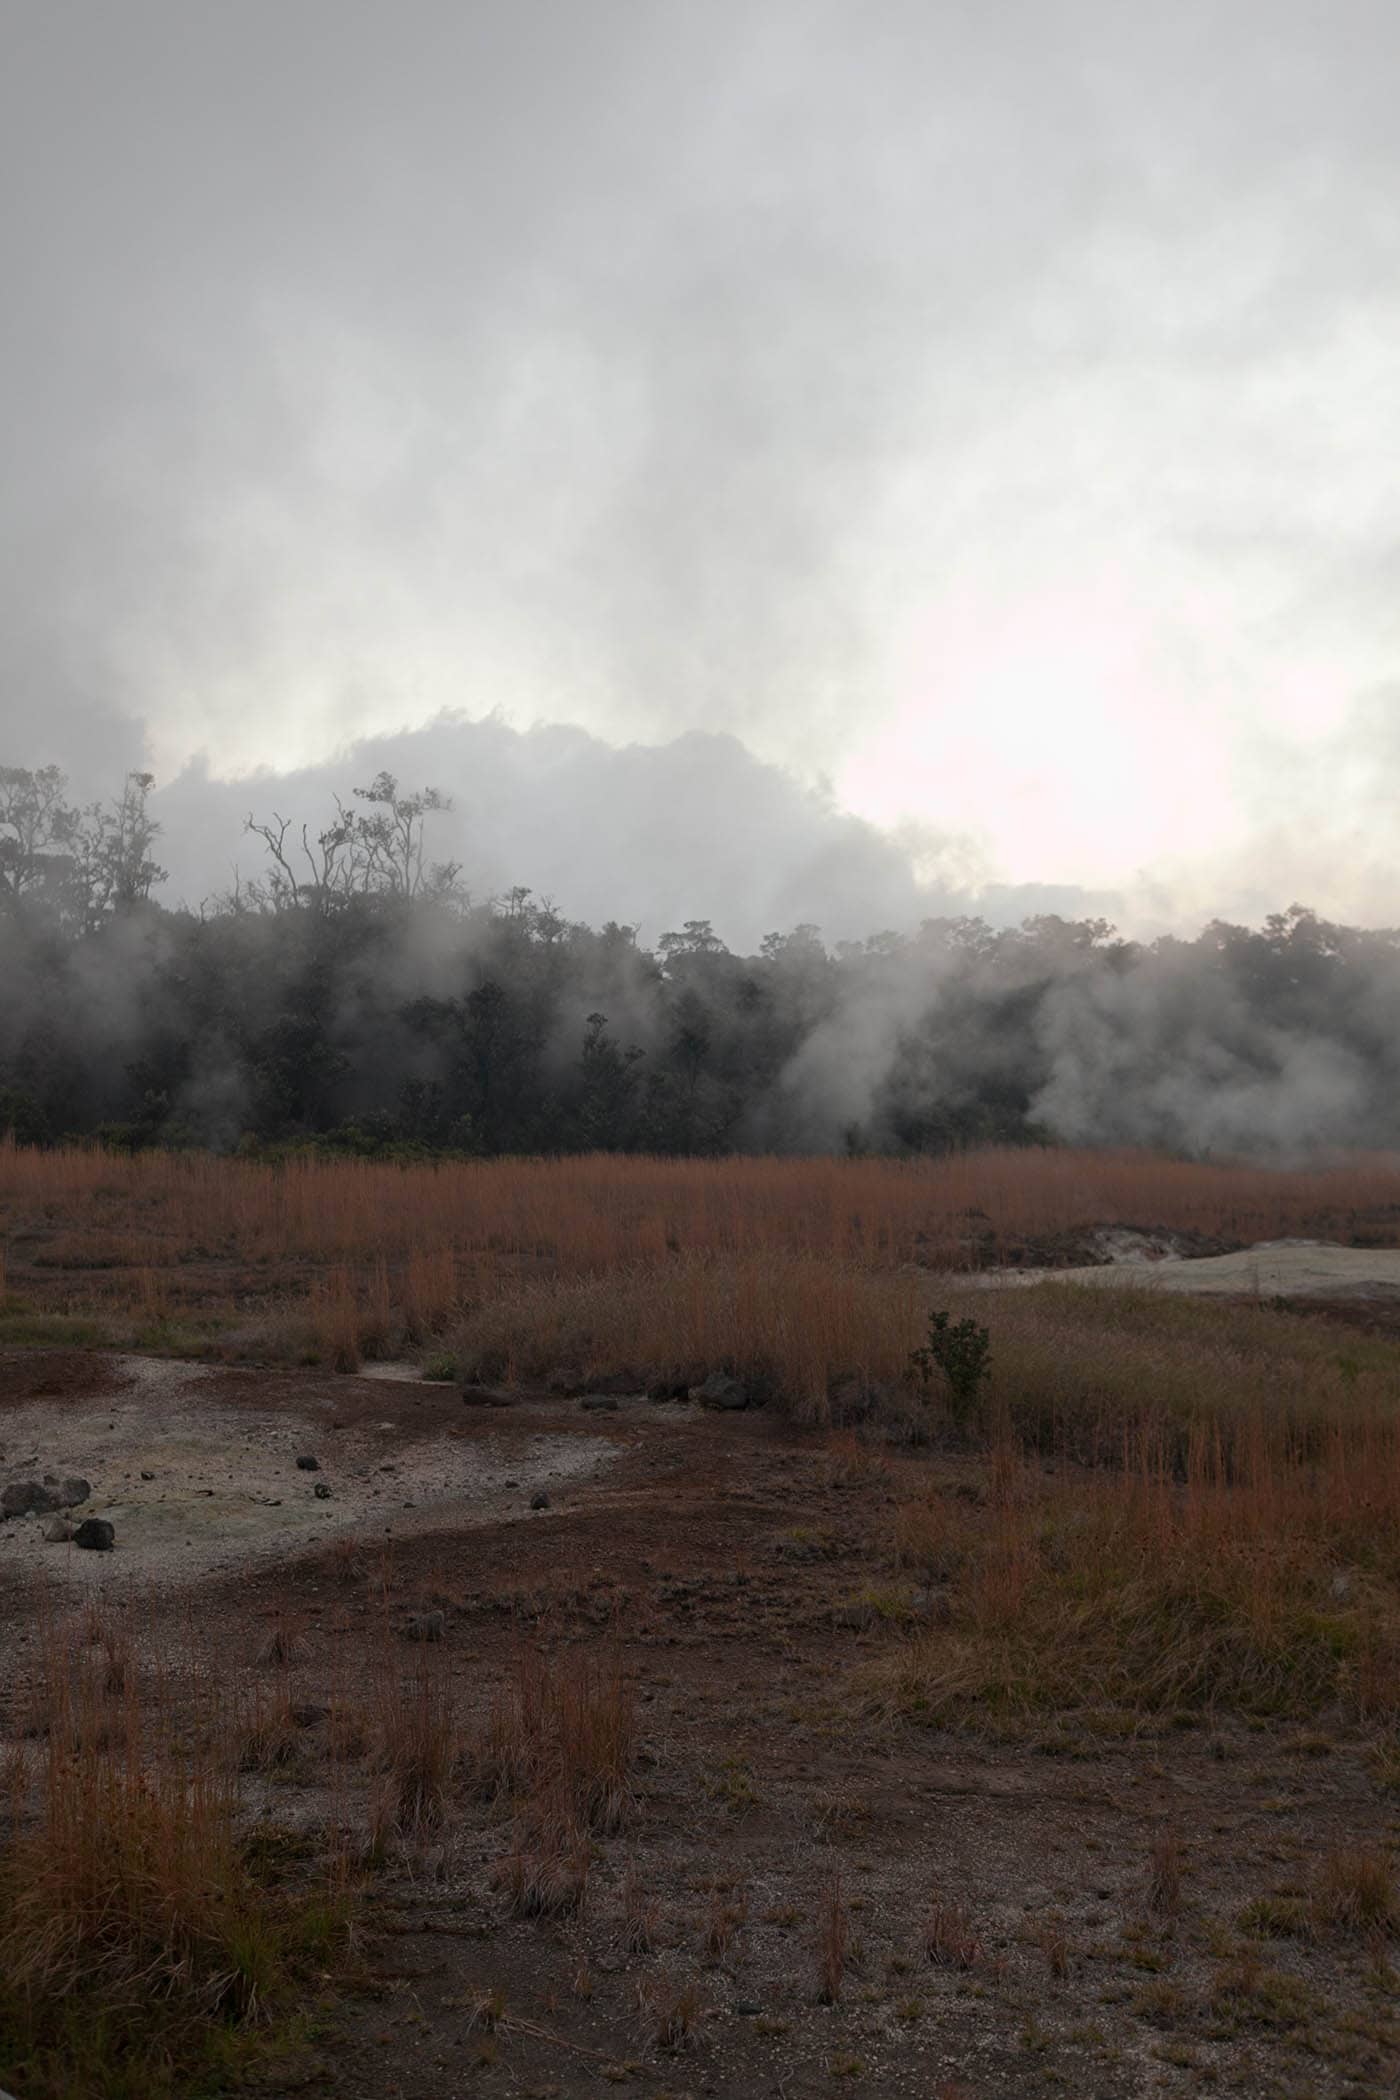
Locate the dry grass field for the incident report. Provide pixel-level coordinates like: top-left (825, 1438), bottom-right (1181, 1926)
top-left (6, 1138), bottom-right (1400, 1380)
top-left (4, 1142), bottom-right (1400, 2098)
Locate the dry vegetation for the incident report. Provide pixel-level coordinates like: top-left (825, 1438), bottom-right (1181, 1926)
top-left (5, 1141), bottom-right (1400, 2094)
top-left (0, 1619), bottom-right (352, 2098)
top-left (5, 1137), bottom-right (1400, 1383)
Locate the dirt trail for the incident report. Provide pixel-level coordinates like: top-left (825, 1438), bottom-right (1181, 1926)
top-left (0, 1353), bottom-right (618, 1595)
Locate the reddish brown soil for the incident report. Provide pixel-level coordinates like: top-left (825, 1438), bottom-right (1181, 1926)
top-left (6, 1353), bottom-right (1394, 2099)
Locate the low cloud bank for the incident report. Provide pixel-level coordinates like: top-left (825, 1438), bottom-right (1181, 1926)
top-left (151, 713), bottom-right (1109, 950)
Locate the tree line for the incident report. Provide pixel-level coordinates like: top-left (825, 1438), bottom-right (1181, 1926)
top-left (3, 761), bottom-right (1398, 1160)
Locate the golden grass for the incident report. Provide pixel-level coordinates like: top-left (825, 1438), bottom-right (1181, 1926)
top-left (452, 1258), bottom-right (1400, 1446)
top-left (6, 1138), bottom-right (1400, 1281)
top-left (867, 1417), bottom-right (1400, 1729)
top-left (480, 1647), bottom-right (637, 1837)
top-left (9, 1138), bottom-right (1400, 1394)
top-left (0, 1624), bottom-right (347, 2100)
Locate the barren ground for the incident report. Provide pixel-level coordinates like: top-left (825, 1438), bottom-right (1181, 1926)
top-left (973, 1238), bottom-right (1400, 1299)
top-left (3, 1314), bottom-right (1398, 2100)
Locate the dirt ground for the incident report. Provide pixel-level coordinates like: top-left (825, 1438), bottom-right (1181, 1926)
top-left (0, 1354), bottom-right (616, 1591)
top-left (3, 1342), bottom-right (1397, 2100)
top-left (972, 1237), bottom-right (1400, 1299)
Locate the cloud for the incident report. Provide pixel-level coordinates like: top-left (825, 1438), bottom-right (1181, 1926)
top-left (151, 712), bottom-right (1113, 951)
top-left (5, 1), bottom-right (1400, 899)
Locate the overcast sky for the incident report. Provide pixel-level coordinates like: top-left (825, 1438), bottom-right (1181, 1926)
top-left (4, 0), bottom-right (1399, 937)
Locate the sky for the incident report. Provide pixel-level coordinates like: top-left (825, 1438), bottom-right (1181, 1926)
top-left (3, 0), bottom-right (1399, 942)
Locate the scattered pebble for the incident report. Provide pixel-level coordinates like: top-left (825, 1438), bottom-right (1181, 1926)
top-left (531, 1490), bottom-right (550, 1510)
top-left (295, 1454), bottom-right (320, 1471)
top-left (73, 1518), bottom-right (115, 1552)
top-left (313, 1482), bottom-right (332, 1500)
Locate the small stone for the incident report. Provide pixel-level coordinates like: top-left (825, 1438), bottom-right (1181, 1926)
top-left (734, 2000), bottom-right (763, 2017)
top-left (313, 1482), bottom-right (332, 1500)
top-left (140, 1470), bottom-right (155, 1481)
top-left (579, 1395), bottom-right (619, 1413)
top-left (405, 1610), bottom-right (445, 1643)
top-left (295, 1454), bottom-right (320, 1471)
top-left (43, 1516), bottom-right (73, 1543)
top-left (73, 1518), bottom-right (115, 1552)
top-left (530, 1491), bottom-right (550, 1511)
top-left (57, 1477), bottom-right (91, 1509)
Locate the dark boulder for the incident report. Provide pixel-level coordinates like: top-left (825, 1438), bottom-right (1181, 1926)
top-left (2, 1481), bottom-right (60, 1518)
top-left (690, 1372), bottom-right (750, 1411)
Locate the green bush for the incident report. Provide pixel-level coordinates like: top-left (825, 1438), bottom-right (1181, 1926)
top-left (910, 1309), bottom-right (992, 1427)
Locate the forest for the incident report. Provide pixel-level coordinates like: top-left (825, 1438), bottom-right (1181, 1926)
top-left (3, 761), bottom-right (1399, 1160)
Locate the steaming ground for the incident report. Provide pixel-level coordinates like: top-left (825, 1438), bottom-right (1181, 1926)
top-left (0, 1355), bottom-right (619, 1595)
top-left (971, 1237), bottom-right (1400, 1298)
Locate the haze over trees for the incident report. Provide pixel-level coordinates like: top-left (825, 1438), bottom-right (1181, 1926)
top-left (3, 761), bottom-right (1399, 1161)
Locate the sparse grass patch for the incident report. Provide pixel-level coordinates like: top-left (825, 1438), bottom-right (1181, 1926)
top-left (1238, 1894), bottom-right (1312, 1939)
top-left (642, 1974), bottom-right (703, 2052)
top-left (863, 1419), bottom-right (1400, 1729)
top-left (1147, 1831), bottom-right (1184, 1914)
top-left (374, 1664), bottom-right (459, 1836)
top-left (491, 1795), bottom-right (592, 1918)
top-left (923, 1900), bottom-right (984, 1971)
top-left (0, 1309), bottom-right (114, 1349)
top-left (621, 1867), bottom-right (659, 1955)
top-left (814, 1875), bottom-right (849, 2004)
top-left (0, 1635), bottom-right (350, 2100)
top-left (1313, 1847), bottom-right (1397, 1936)
top-left (1210, 1956), bottom-right (1318, 2030)
top-left (479, 1647), bottom-right (636, 1835)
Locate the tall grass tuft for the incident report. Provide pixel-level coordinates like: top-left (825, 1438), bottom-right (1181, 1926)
top-left (0, 1627), bottom-right (345, 2099)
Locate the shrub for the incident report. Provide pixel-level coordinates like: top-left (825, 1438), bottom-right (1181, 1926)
top-left (910, 1310), bottom-right (993, 1427)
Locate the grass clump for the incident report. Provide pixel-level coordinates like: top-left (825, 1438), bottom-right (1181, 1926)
top-left (864, 1424), bottom-right (1400, 1731)
top-left (1313, 1847), bottom-right (1396, 1936)
top-left (0, 1644), bottom-right (348, 2100)
top-left (479, 1647), bottom-right (636, 1835)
